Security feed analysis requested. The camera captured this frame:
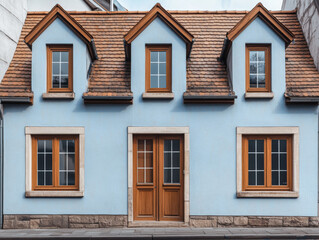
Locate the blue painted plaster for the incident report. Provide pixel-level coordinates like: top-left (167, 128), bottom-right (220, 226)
top-left (3, 17), bottom-right (318, 216)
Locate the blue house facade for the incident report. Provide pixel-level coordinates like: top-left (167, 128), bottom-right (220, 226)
top-left (1, 3), bottom-right (319, 228)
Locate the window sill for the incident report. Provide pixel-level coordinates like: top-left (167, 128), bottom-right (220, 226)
top-left (25, 191), bottom-right (83, 198)
top-left (237, 191), bottom-right (299, 198)
top-left (245, 92), bottom-right (274, 99)
top-left (142, 92), bottom-right (174, 99)
top-left (42, 92), bottom-right (75, 99)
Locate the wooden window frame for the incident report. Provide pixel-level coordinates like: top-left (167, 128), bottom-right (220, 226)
top-left (47, 45), bottom-right (73, 93)
top-left (145, 45), bottom-right (172, 93)
top-left (31, 135), bottom-right (79, 191)
top-left (242, 135), bottom-right (292, 192)
top-left (246, 44), bottom-right (271, 93)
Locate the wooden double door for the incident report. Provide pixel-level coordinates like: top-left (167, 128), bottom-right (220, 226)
top-left (133, 135), bottom-right (184, 222)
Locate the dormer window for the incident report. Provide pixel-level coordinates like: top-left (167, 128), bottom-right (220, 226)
top-left (145, 45), bottom-right (171, 93)
top-left (47, 45), bottom-right (73, 93)
top-left (246, 44), bottom-right (271, 93)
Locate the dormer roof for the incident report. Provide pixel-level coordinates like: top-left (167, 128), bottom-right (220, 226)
top-left (24, 4), bottom-right (98, 60)
top-left (124, 3), bottom-right (194, 58)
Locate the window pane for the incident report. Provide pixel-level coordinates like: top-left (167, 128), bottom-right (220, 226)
top-left (164, 153), bottom-right (171, 167)
top-left (258, 74), bottom-right (265, 88)
top-left (38, 154), bottom-right (44, 170)
top-left (138, 170), bottom-right (144, 183)
top-left (164, 169), bottom-right (171, 183)
top-left (68, 154), bottom-right (75, 170)
top-left (272, 140), bottom-right (278, 152)
top-left (257, 171), bottom-right (264, 185)
top-left (257, 154), bottom-right (264, 170)
top-left (53, 76), bottom-right (60, 88)
top-left (159, 52), bottom-right (166, 62)
top-left (46, 172), bottom-right (52, 185)
top-left (250, 63), bottom-right (257, 74)
top-left (280, 154), bottom-right (287, 170)
top-left (68, 140), bottom-right (75, 152)
top-left (146, 169), bottom-right (153, 183)
top-left (61, 52), bottom-right (69, 62)
top-left (159, 63), bottom-right (166, 74)
top-left (250, 74), bottom-right (257, 88)
top-left (272, 153), bottom-right (278, 170)
top-left (150, 76), bottom-right (158, 88)
top-left (151, 51), bottom-right (158, 62)
top-left (60, 154), bottom-right (66, 170)
top-left (173, 153), bottom-right (180, 167)
top-left (159, 76), bottom-right (166, 88)
top-left (68, 172), bottom-right (75, 185)
top-left (164, 140), bottom-right (171, 151)
top-left (248, 140), bottom-right (255, 152)
top-left (60, 172), bottom-right (67, 185)
top-left (38, 140), bottom-right (45, 152)
top-left (150, 63), bottom-right (158, 74)
top-left (258, 62), bottom-right (265, 74)
top-left (53, 63), bottom-right (60, 74)
top-left (46, 154), bottom-right (52, 171)
top-left (61, 76), bottom-right (68, 88)
top-left (248, 172), bottom-right (255, 185)
top-left (52, 52), bottom-right (60, 62)
top-left (61, 63), bottom-right (68, 75)
top-left (38, 172), bottom-right (44, 185)
top-left (272, 171), bottom-right (279, 185)
top-left (248, 154), bottom-right (255, 170)
top-left (250, 51), bottom-right (257, 61)
top-left (280, 172), bottom-right (287, 185)
top-left (257, 140), bottom-right (264, 152)
top-left (173, 169), bottom-right (180, 183)
top-left (60, 140), bottom-right (67, 152)
top-left (172, 140), bottom-right (180, 151)
top-left (257, 51), bottom-right (265, 61)
top-left (280, 140), bottom-right (287, 152)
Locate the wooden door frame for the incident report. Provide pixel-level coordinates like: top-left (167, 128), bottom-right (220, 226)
top-left (128, 127), bottom-right (190, 227)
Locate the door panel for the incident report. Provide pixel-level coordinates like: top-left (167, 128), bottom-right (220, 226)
top-left (159, 136), bottom-right (184, 221)
top-left (133, 135), bottom-right (184, 222)
top-left (133, 136), bottom-right (157, 221)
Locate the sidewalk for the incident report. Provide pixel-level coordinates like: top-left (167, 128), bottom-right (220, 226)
top-left (0, 227), bottom-right (319, 239)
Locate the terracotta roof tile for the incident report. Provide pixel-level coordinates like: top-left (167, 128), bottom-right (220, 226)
top-left (1, 10), bottom-right (319, 99)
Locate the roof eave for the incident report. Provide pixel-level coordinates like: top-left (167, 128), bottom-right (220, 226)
top-left (183, 94), bottom-right (237, 104)
top-left (285, 96), bottom-right (319, 104)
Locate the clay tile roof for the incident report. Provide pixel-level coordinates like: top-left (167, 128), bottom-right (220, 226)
top-left (124, 3), bottom-right (194, 58)
top-left (1, 8), bottom-right (319, 101)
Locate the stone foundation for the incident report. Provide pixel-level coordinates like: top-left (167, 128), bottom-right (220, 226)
top-left (3, 215), bottom-right (127, 229)
top-left (190, 216), bottom-right (319, 228)
top-left (3, 215), bottom-right (319, 229)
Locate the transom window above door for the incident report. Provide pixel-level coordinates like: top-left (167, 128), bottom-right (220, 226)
top-left (47, 45), bottom-right (73, 93)
top-left (246, 44), bottom-right (271, 93)
top-left (145, 45), bottom-right (172, 93)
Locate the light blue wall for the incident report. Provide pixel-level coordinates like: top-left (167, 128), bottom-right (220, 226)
top-left (3, 17), bottom-right (318, 216)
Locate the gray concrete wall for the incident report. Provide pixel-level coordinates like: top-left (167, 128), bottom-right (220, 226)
top-left (282, 0), bottom-right (319, 70)
top-left (0, 0), bottom-right (27, 81)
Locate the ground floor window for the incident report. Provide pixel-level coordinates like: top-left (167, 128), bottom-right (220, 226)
top-left (242, 135), bottom-right (292, 191)
top-left (32, 135), bottom-right (79, 190)
top-left (236, 127), bottom-right (299, 198)
top-left (25, 127), bottom-right (84, 197)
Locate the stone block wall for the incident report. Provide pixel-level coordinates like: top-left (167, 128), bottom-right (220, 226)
top-left (3, 215), bottom-right (319, 229)
top-left (3, 215), bottom-right (127, 229)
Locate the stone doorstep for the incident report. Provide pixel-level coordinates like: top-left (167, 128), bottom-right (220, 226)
top-left (2, 215), bottom-right (319, 229)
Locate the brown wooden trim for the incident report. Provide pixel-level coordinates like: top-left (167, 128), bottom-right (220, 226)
top-left (47, 45), bottom-right (73, 93)
top-left (227, 3), bottom-right (294, 44)
top-left (32, 135), bottom-right (79, 191)
top-left (124, 3), bottom-right (193, 44)
top-left (242, 135), bottom-right (292, 192)
top-left (145, 45), bottom-right (172, 93)
top-left (24, 4), bottom-right (97, 60)
top-left (245, 44), bottom-right (271, 93)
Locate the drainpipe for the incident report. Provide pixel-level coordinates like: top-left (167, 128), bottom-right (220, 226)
top-left (0, 102), bottom-right (3, 228)
top-left (110, 0), bottom-right (114, 11)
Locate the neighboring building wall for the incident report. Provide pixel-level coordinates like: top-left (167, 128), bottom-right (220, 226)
top-left (3, 16), bottom-right (318, 221)
top-left (27, 0), bottom-right (92, 11)
top-left (0, 0), bottom-right (27, 81)
top-left (282, 0), bottom-right (319, 70)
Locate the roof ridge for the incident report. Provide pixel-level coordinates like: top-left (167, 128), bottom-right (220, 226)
top-left (26, 9), bottom-right (297, 15)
